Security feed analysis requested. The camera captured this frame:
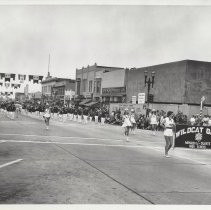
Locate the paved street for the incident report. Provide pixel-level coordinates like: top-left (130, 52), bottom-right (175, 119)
top-left (1, 113), bottom-right (211, 204)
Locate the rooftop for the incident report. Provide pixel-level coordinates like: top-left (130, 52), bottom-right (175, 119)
top-left (41, 77), bottom-right (75, 84)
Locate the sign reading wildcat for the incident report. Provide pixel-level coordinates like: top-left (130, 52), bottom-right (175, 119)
top-left (175, 125), bottom-right (211, 149)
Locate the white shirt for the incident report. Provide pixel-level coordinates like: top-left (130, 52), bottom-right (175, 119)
top-left (150, 114), bottom-right (158, 125)
top-left (190, 117), bottom-right (195, 125)
top-left (163, 117), bottom-right (175, 136)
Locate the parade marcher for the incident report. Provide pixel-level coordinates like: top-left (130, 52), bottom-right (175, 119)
top-left (82, 107), bottom-right (89, 124)
top-left (149, 109), bottom-right (158, 135)
top-left (122, 109), bottom-right (132, 142)
top-left (100, 109), bottom-right (106, 126)
top-left (94, 109), bottom-right (99, 124)
top-left (73, 108), bottom-right (78, 122)
top-left (130, 109), bottom-right (136, 134)
top-left (161, 111), bottom-right (175, 158)
top-left (77, 107), bottom-right (82, 123)
top-left (43, 105), bottom-right (51, 130)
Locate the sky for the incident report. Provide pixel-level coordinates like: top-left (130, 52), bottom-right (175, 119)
top-left (1, 2), bottom-right (211, 93)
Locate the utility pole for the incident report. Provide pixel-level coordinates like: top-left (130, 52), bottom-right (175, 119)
top-left (47, 54), bottom-right (51, 78)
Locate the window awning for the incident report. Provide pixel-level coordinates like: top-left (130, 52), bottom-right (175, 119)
top-left (79, 99), bottom-right (91, 105)
top-left (84, 101), bottom-right (100, 107)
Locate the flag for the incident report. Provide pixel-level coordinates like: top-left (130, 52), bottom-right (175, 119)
top-left (11, 84), bottom-right (21, 89)
top-left (0, 73), bottom-right (5, 79)
top-left (29, 75), bottom-right (44, 83)
top-left (4, 73), bottom-right (15, 82)
top-left (5, 82), bottom-right (10, 88)
top-left (5, 73), bottom-right (11, 82)
top-left (18, 74), bottom-right (26, 83)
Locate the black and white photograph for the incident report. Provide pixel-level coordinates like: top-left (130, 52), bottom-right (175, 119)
top-left (0, 0), bottom-right (211, 208)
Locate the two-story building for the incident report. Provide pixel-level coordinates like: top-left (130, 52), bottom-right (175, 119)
top-left (41, 73), bottom-right (75, 104)
top-left (75, 63), bottom-right (125, 103)
top-left (51, 79), bottom-right (75, 103)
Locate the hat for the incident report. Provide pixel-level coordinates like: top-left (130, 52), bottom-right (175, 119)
top-left (152, 109), bottom-right (156, 112)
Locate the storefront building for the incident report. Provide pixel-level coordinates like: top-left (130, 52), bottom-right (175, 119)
top-left (41, 74), bottom-right (75, 104)
top-left (101, 68), bottom-right (128, 103)
top-left (51, 79), bottom-right (75, 103)
top-left (75, 63), bottom-right (124, 102)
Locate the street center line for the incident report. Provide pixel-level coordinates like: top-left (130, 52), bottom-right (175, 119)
top-left (0, 159), bottom-right (23, 169)
top-left (0, 139), bottom-right (161, 148)
top-left (0, 133), bottom-right (123, 142)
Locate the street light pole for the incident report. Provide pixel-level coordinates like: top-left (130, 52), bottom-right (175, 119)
top-left (144, 71), bottom-right (156, 116)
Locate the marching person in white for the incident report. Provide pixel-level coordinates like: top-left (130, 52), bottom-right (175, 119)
top-left (130, 109), bottom-right (136, 134)
top-left (150, 109), bottom-right (158, 135)
top-left (161, 111), bottom-right (175, 158)
top-left (122, 109), bottom-right (132, 142)
top-left (43, 106), bottom-right (51, 130)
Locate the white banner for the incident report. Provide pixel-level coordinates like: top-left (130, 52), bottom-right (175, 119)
top-left (138, 93), bottom-right (145, 104)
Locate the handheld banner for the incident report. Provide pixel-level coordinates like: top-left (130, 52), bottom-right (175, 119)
top-left (175, 125), bottom-right (211, 149)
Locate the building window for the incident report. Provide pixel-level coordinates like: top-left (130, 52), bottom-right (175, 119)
top-left (89, 80), bottom-right (92, 92)
top-left (47, 85), bottom-right (51, 93)
top-left (76, 81), bottom-right (81, 95)
top-left (83, 79), bottom-right (87, 92)
top-left (96, 80), bottom-right (101, 93)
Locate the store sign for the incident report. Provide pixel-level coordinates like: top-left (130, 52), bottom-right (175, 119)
top-left (175, 125), bottom-right (211, 149)
top-left (138, 93), bottom-right (145, 104)
top-left (65, 90), bottom-right (75, 99)
top-left (132, 96), bottom-right (136, 104)
top-left (102, 87), bottom-right (126, 94)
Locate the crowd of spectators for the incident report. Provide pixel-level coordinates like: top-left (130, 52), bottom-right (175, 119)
top-left (1, 100), bottom-right (211, 128)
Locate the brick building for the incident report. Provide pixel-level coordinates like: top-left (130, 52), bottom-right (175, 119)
top-left (75, 63), bottom-right (125, 103)
top-left (125, 60), bottom-right (211, 116)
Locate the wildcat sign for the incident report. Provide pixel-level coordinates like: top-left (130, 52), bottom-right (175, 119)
top-left (175, 125), bottom-right (211, 149)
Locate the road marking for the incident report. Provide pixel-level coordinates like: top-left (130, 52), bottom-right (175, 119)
top-left (0, 140), bottom-right (6, 143)
top-left (0, 139), bottom-right (162, 148)
top-left (0, 159), bottom-right (23, 169)
top-left (1, 139), bottom-right (211, 166)
top-left (0, 121), bottom-right (38, 125)
top-left (0, 133), bottom-right (123, 142)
